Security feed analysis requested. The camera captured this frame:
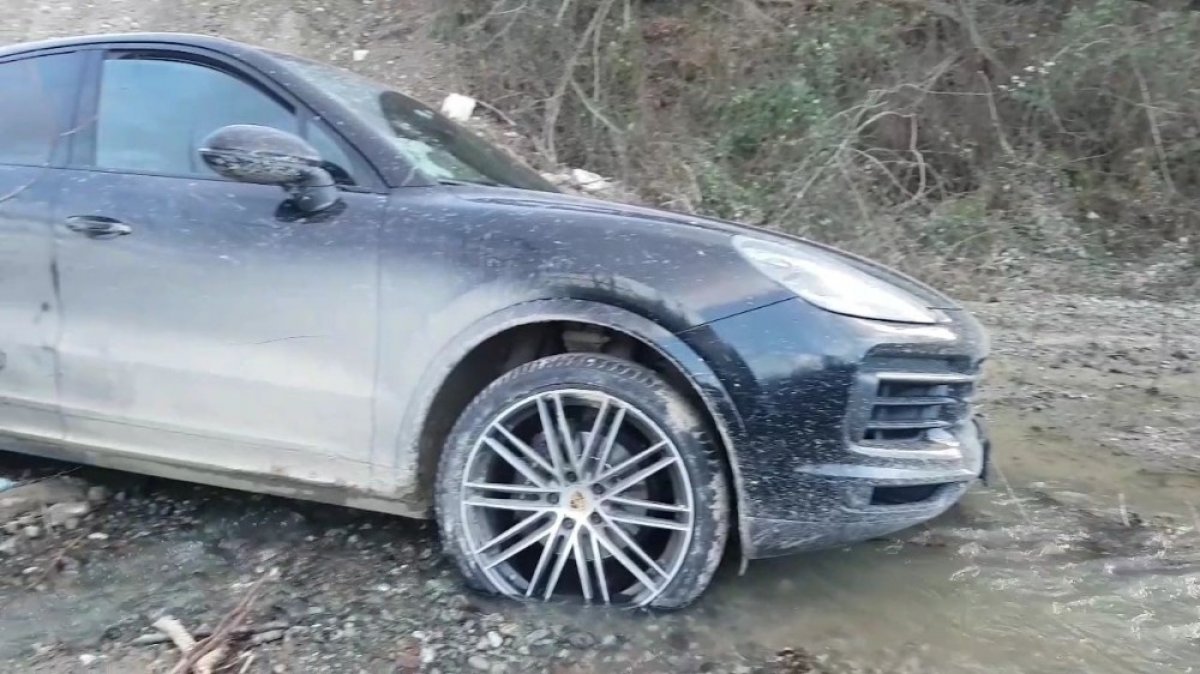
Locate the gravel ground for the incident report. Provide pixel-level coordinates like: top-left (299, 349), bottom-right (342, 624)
top-left (1, 289), bottom-right (1198, 674)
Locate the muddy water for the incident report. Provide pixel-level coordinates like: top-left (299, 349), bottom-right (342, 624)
top-left (578, 409), bottom-right (1200, 673)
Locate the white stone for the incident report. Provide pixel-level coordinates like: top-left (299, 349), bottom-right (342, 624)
top-left (569, 168), bottom-right (611, 193)
top-left (352, 49), bottom-right (369, 62)
top-left (441, 93), bottom-right (477, 122)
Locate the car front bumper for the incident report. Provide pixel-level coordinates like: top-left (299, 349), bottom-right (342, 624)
top-left (743, 416), bottom-right (989, 557)
top-left (679, 297), bottom-right (991, 559)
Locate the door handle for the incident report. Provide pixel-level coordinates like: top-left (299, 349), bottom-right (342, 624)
top-left (65, 215), bottom-right (132, 238)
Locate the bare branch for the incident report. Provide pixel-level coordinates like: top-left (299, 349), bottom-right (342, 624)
top-left (541, 0), bottom-right (617, 165)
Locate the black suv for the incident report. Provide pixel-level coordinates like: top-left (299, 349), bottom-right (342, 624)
top-left (0, 33), bottom-right (989, 608)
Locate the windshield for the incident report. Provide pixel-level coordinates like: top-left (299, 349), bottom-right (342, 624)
top-left (272, 53), bottom-right (556, 191)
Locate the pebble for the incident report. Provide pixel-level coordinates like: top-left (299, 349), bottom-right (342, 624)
top-left (22, 525), bottom-right (41, 539)
top-left (567, 631), bottom-right (595, 649)
top-left (78, 654), bottom-right (98, 667)
top-left (486, 631), bottom-right (504, 649)
top-left (87, 532), bottom-right (110, 541)
top-left (524, 629), bottom-right (550, 643)
top-left (46, 501), bottom-right (90, 528)
top-left (87, 485), bottom-right (109, 503)
top-left (420, 646), bottom-right (438, 664)
top-left (467, 655), bottom-right (490, 671)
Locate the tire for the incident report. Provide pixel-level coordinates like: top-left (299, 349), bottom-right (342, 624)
top-left (436, 353), bottom-right (730, 609)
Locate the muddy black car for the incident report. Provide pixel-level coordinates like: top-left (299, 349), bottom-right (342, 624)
top-left (0, 33), bottom-right (989, 608)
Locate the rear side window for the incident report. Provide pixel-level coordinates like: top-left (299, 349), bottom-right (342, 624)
top-left (0, 53), bottom-right (80, 166)
top-left (95, 57), bottom-right (296, 177)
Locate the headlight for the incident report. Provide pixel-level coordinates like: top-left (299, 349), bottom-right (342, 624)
top-left (733, 236), bottom-right (940, 324)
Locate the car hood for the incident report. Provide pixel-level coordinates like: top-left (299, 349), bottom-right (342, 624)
top-left (452, 186), bottom-right (962, 311)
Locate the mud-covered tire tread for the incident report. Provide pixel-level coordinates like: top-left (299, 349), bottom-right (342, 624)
top-left (435, 353), bottom-right (730, 610)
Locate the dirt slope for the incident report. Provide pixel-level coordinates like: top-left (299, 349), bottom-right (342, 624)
top-left (0, 0), bottom-right (452, 104)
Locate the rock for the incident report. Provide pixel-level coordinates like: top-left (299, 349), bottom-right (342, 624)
top-left (46, 501), bottom-right (91, 528)
top-left (0, 477), bottom-right (88, 521)
top-left (87, 532), bottom-right (109, 541)
top-left (250, 629), bottom-right (286, 645)
top-left (468, 655), bottom-right (491, 671)
top-left (568, 168), bottom-right (611, 193)
top-left (0, 537), bottom-right (18, 555)
top-left (600, 634), bottom-right (619, 649)
top-left (87, 486), bottom-right (110, 503)
top-left (567, 631), bottom-right (595, 649)
top-left (499, 623), bottom-right (519, 637)
top-left (525, 629), bottom-right (550, 644)
top-left (79, 653), bottom-right (98, 667)
top-left (22, 525), bottom-right (41, 539)
top-left (352, 49), bottom-right (369, 62)
top-left (395, 651), bottom-right (421, 671)
top-left (441, 93), bottom-right (477, 122)
top-left (420, 645), bottom-right (438, 664)
top-left (486, 631), bottom-right (503, 649)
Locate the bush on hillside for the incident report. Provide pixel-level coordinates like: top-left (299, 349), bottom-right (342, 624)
top-left (443, 0), bottom-right (1200, 295)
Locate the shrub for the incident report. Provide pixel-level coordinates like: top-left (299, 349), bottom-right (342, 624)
top-left (443, 0), bottom-right (1200, 294)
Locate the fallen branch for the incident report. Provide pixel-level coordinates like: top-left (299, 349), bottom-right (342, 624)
top-left (131, 621), bottom-right (290, 647)
top-left (168, 575), bottom-right (269, 674)
top-left (152, 617), bottom-right (197, 654)
top-left (194, 646), bottom-right (228, 674)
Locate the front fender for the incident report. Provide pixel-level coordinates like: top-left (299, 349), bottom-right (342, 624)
top-left (393, 298), bottom-right (753, 556)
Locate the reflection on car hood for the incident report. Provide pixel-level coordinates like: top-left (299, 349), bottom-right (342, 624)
top-left (454, 186), bottom-right (962, 311)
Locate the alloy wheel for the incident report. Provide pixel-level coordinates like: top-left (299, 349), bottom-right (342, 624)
top-left (459, 389), bottom-right (695, 606)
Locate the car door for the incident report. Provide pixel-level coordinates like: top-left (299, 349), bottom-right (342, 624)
top-left (51, 48), bottom-right (388, 487)
top-left (0, 50), bottom-right (84, 441)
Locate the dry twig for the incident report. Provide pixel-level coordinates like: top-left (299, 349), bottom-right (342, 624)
top-left (168, 575), bottom-right (269, 674)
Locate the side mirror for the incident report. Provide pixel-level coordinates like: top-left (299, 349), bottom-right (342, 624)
top-left (199, 124), bottom-right (339, 213)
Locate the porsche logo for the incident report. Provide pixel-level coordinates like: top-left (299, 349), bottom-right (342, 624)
top-left (568, 490), bottom-right (588, 511)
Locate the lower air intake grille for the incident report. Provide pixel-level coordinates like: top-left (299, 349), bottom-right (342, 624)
top-left (860, 372), bottom-right (975, 443)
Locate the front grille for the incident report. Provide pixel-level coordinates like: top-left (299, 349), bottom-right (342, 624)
top-left (859, 372), bottom-right (975, 444)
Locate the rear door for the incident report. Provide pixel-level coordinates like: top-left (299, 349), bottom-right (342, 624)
top-left (0, 50), bottom-right (84, 440)
top-left (51, 47), bottom-right (387, 487)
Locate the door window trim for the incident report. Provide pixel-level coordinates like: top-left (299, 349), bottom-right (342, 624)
top-left (72, 45), bottom-right (386, 193)
top-left (0, 48), bottom-right (88, 170)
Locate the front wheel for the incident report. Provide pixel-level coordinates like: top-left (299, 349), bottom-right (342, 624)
top-left (436, 353), bottom-right (730, 609)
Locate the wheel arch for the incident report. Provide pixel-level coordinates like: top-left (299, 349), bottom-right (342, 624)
top-left (400, 299), bottom-right (752, 557)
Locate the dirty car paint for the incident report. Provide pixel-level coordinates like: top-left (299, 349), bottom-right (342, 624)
top-left (0, 33), bottom-right (989, 557)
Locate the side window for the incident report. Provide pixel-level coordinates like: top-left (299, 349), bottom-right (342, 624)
top-left (95, 57), bottom-right (295, 177)
top-left (0, 53), bottom-right (79, 166)
top-left (306, 119), bottom-right (364, 187)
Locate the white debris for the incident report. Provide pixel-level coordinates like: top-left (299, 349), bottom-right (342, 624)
top-left (352, 49), bottom-right (369, 62)
top-left (78, 654), bottom-right (99, 667)
top-left (440, 93), bottom-right (478, 122)
top-left (87, 532), bottom-right (110, 541)
top-left (569, 168), bottom-right (611, 193)
top-left (0, 477), bottom-right (88, 521)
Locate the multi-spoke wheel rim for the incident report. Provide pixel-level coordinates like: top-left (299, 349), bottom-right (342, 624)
top-left (460, 389), bottom-right (695, 606)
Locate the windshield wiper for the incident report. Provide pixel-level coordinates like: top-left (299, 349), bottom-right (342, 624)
top-left (438, 178), bottom-right (504, 187)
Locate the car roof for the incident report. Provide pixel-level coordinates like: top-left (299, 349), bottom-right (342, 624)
top-left (0, 32), bottom-right (255, 60)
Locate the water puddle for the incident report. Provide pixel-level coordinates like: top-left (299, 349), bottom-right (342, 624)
top-left (554, 408), bottom-right (1200, 673)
